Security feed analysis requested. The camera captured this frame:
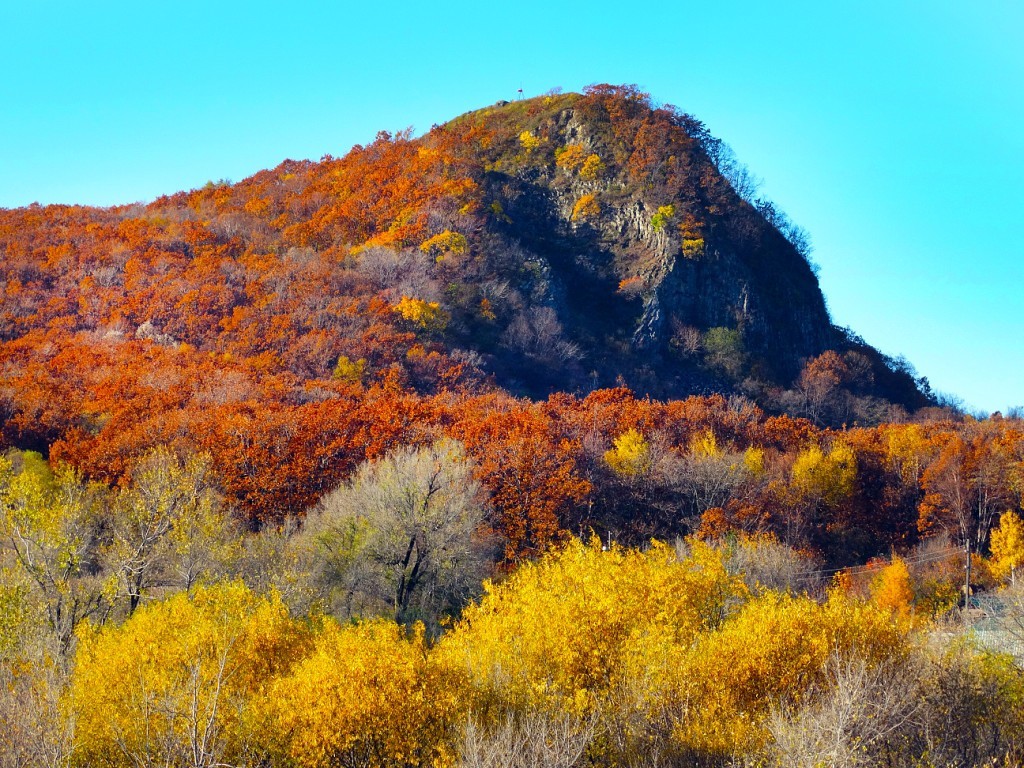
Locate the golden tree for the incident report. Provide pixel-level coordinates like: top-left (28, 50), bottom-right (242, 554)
top-left (70, 582), bottom-right (309, 768)
top-left (990, 510), bottom-right (1024, 584)
top-left (261, 619), bottom-right (468, 768)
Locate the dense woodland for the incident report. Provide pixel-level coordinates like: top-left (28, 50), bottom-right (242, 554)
top-left (2, 86), bottom-right (1024, 766)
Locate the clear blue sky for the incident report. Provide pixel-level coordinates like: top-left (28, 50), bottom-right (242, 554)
top-left (2, 1), bottom-right (1021, 414)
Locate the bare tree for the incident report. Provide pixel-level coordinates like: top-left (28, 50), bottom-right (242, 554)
top-left (764, 640), bottom-right (1024, 768)
top-left (298, 440), bottom-right (496, 629)
top-left (914, 638), bottom-right (1024, 767)
top-left (0, 453), bottom-right (110, 655)
top-left (105, 447), bottom-right (236, 615)
top-left (993, 581), bottom-right (1024, 663)
top-left (355, 245), bottom-right (440, 301)
top-left (674, 451), bottom-right (749, 525)
top-left (501, 307), bottom-right (582, 366)
top-left (459, 707), bottom-right (595, 768)
top-left (719, 535), bottom-right (821, 596)
top-left (0, 656), bottom-right (73, 768)
top-left (0, 571), bottom-right (73, 768)
top-left (765, 652), bottom-right (924, 768)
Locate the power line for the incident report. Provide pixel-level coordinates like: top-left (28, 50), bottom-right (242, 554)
top-left (791, 547), bottom-right (962, 583)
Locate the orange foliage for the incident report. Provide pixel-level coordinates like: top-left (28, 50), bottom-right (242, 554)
top-left (1, 89), bottom-right (1021, 577)
top-left (453, 403), bottom-right (590, 563)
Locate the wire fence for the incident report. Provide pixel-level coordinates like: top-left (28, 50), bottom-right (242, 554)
top-left (967, 593), bottom-right (1024, 662)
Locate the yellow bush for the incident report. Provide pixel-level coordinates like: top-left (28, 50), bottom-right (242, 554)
top-left (70, 583), bottom-right (310, 768)
top-left (393, 295), bottom-right (449, 331)
top-left (571, 194), bottom-right (599, 222)
top-left (650, 204), bottom-right (675, 230)
top-left (419, 230), bottom-right (469, 261)
top-left (870, 555), bottom-right (915, 618)
top-left (579, 153), bottom-right (605, 181)
top-left (262, 619), bottom-right (468, 768)
top-left (743, 446), bottom-right (766, 476)
top-left (791, 441), bottom-right (857, 506)
top-left (630, 589), bottom-right (912, 759)
top-left (437, 538), bottom-right (746, 717)
top-left (990, 510), bottom-right (1024, 582)
top-left (679, 215), bottom-right (706, 258)
top-left (689, 428), bottom-right (722, 459)
top-left (681, 237), bottom-right (705, 257)
top-left (555, 143), bottom-right (586, 171)
top-left (438, 537), bottom-right (910, 762)
top-left (518, 131), bottom-right (541, 152)
top-left (332, 354), bottom-right (366, 384)
top-left (605, 428), bottom-right (651, 476)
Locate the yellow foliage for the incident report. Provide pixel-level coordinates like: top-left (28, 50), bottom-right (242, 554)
top-left (70, 583), bottom-right (310, 768)
top-left (393, 295), bottom-right (449, 331)
top-left (332, 354), bottom-right (366, 384)
top-left (689, 428), bottom-right (723, 459)
top-left (605, 428), bottom-right (651, 476)
top-left (629, 590), bottom-right (911, 759)
top-left (555, 143), bottom-right (586, 171)
top-left (0, 451), bottom-right (112, 652)
top-left (518, 131), bottom-right (541, 152)
top-left (990, 510), bottom-right (1024, 582)
top-left (579, 153), bottom-right (605, 181)
top-left (438, 538), bottom-right (746, 717)
top-left (55, 526), bottom-right (931, 767)
top-left (650, 204), bottom-right (675, 230)
top-left (262, 619), bottom-right (467, 768)
top-left (870, 555), bottom-right (915, 618)
top-left (439, 536), bottom-right (911, 764)
top-left (571, 194), bottom-right (600, 222)
top-left (681, 237), bottom-right (705, 257)
top-left (0, 578), bottom-right (32, 659)
top-left (884, 423), bottom-right (927, 483)
top-left (679, 215), bottom-right (705, 248)
top-left (110, 447), bottom-right (237, 606)
top-left (743, 446), bottom-right (766, 476)
top-left (419, 230), bottom-right (469, 260)
top-left (914, 574), bottom-right (961, 619)
top-left (488, 200), bottom-right (510, 222)
top-left (790, 441), bottom-right (857, 505)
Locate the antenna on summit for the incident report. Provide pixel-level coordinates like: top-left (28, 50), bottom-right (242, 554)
top-left (517, 86), bottom-right (524, 101)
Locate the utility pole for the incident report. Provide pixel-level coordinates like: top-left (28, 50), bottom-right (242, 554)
top-left (964, 537), bottom-right (972, 626)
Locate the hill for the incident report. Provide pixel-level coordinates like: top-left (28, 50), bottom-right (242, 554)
top-left (0, 86), bottom-right (929, 416)
top-left (0, 85), bottom-right (968, 552)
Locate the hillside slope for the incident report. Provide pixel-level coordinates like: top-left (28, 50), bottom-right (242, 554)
top-left (0, 86), bottom-right (929, 448)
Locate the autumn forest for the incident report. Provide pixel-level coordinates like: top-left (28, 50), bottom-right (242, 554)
top-left (2, 86), bottom-right (1023, 767)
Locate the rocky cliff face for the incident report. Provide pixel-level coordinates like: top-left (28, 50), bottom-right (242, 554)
top-left (448, 91), bottom-right (842, 398)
